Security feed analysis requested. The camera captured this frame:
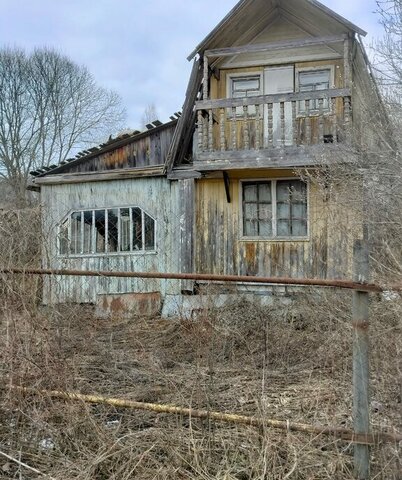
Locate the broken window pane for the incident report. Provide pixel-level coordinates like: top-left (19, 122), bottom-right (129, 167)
top-left (94, 210), bottom-right (106, 253)
top-left (82, 210), bottom-right (93, 254)
top-left (70, 212), bottom-right (82, 254)
top-left (132, 207), bottom-right (143, 250)
top-left (59, 205), bottom-right (157, 255)
top-left (107, 209), bottom-right (119, 252)
top-left (144, 213), bottom-right (155, 250)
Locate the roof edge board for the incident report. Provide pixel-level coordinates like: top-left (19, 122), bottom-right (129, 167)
top-left (187, 0), bottom-right (251, 60)
top-left (307, 0), bottom-right (367, 36)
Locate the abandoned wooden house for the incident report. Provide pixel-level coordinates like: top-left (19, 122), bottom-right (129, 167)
top-left (29, 0), bottom-right (386, 315)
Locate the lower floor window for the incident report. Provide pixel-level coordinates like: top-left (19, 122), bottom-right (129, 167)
top-left (242, 179), bottom-right (307, 238)
top-left (58, 206), bottom-right (156, 255)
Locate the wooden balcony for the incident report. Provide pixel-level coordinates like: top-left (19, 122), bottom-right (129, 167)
top-left (194, 88), bottom-right (352, 169)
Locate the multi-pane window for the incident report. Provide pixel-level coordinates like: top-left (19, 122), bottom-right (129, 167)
top-left (242, 179), bottom-right (307, 238)
top-left (298, 69), bottom-right (330, 111)
top-left (58, 206), bottom-right (156, 255)
top-left (230, 75), bottom-right (262, 115)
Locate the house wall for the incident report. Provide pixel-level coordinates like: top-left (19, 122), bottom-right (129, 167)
top-left (195, 169), bottom-right (361, 280)
top-left (41, 177), bottom-right (181, 304)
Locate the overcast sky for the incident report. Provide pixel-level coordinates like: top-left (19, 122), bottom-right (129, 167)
top-left (0, 0), bottom-right (383, 131)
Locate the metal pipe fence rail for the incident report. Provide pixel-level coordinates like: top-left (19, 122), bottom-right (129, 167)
top-left (1, 247), bottom-right (401, 480)
top-left (0, 266), bottom-right (398, 293)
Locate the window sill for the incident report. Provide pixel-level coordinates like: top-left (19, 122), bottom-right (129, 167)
top-left (57, 251), bottom-right (157, 258)
top-left (239, 237), bottom-right (309, 242)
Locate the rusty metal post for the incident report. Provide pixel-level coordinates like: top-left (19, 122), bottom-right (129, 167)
top-left (352, 239), bottom-right (370, 479)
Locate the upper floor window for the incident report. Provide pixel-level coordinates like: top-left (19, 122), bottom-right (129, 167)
top-left (229, 74), bottom-right (262, 116)
top-left (298, 69), bottom-right (331, 111)
top-left (242, 179), bottom-right (308, 238)
top-left (58, 206), bottom-right (156, 256)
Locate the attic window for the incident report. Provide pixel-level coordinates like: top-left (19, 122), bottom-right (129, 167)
top-left (298, 69), bottom-right (331, 112)
top-left (58, 206), bottom-right (156, 256)
top-left (229, 74), bottom-right (262, 116)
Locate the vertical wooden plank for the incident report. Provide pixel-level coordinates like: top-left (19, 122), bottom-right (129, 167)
top-left (292, 100), bottom-right (297, 146)
top-left (280, 101), bottom-right (285, 146)
top-left (179, 179), bottom-right (195, 292)
top-left (331, 97), bottom-right (337, 142)
top-left (305, 99), bottom-right (311, 145)
top-left (268, 103), bottom-right (273, 147)
top-left (318, 98), bottom-right (324, 143)
top-left (231, 107), bottom-right (237, 150)
top-left (344, 96), bottom-right (352, 143)
top-left (208, 109), bottom-right (213, 151)
top-left (243, 105), bottom-right (249, 149)
top-left (352, 239), bottom-right (370, 480)
top-left (197, 110), bottom-right (204, 152)
top-left (202, 111), bottom-right (208, 151)
top-left (220, 108), bottom-right (225, 151)
top-left (344, 37), bottom-right (351, 89)
top-left (203, 56), bottom-right (209, 100)
top-left (255, 104), bottom-right (261, 150)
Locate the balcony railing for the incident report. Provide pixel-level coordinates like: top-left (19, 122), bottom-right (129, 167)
top-left (194, 88), bottom-right (351, 160)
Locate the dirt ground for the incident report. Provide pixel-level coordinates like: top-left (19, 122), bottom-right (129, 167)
top-left (0, 291), bottom-right (400, 479)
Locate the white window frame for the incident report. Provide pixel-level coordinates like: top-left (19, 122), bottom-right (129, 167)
top-left (226, 72), bottom-right (263, 117)
top-left (57, 205), bottom-right (157, 257)
top-left (295, 65), bottom-right (335, 116)
top-left (239, 178), bottom-right (309, 241)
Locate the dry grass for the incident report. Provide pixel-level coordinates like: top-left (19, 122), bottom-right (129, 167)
top-left (0, 285), bottom-right (400, 479)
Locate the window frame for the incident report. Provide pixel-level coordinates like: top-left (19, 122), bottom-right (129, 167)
top-left (295, 65), bottom-right (335, 116)
top-left (226, 71), bottom-right (263, 118)
top-left (239, 178), bottom-right (309, 241)
top-left (57, 205), bottom-right (157, 257)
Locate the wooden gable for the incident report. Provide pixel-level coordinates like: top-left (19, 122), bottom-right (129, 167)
top-left (188, 0), bottom-right (366, 61)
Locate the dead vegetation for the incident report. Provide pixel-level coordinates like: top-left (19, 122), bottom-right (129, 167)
top-left (0, 282), bottom-right (400, 479)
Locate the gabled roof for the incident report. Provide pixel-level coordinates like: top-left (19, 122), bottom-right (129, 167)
top-left (188, 0), bottom-right (366, 60)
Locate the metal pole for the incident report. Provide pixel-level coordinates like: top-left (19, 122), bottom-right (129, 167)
top-left (353, 239), bottom-right (370, 479)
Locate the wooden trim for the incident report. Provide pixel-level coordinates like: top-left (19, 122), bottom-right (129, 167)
top-left (167, 170), bottom-right (203, 180)
top-left (307, 0), bottom-right (366, 36)
top-left (33, 166), bottom-right (165, 186)
top-left (196, 88), bottom-right (350, 110)
top-left (205, 34), bottom-right (347, 58)
top-left (193, 144), bottom-right (358, 169)
top-left (223, 171), bottom-right (231, 203)
top-left (164, 59), bottom-right (203, 172)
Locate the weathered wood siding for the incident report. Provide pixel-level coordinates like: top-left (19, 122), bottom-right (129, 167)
top-left (41, 177), bottom-right (181, 303)
top-left (195, 170), bottom-right (361, 280)
top-left (58, 124), bottom-right (176, 174)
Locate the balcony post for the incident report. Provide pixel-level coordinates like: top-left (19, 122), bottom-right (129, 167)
top-left (255, 104), bottom-right (261, 150)
top-left (243, 105), bottom-right (249, 149)
top-left (292, 101), bottom-right (297, 145)
top-left (220, 108), bottom-right (225, 151)
top-left (203, 55), bottom-right (209, 100)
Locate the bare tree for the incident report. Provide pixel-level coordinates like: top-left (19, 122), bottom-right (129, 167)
top-left (141, 103), bottom-right (159, 130)
top-left (0, 47), bottom-right (126, 205)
